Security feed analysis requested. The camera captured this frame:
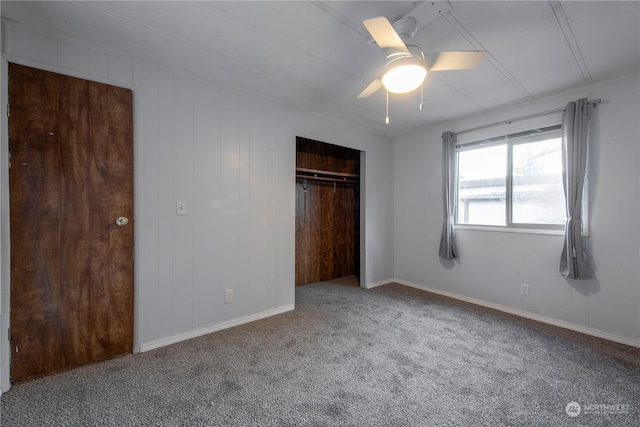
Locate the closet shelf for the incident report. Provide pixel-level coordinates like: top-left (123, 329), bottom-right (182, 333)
top-left (295, 167), bottom-right (359, 183)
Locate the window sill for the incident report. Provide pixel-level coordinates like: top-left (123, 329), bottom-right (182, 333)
top-left (454, 225), bottom-right (564, 236)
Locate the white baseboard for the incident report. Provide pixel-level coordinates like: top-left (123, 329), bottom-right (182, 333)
top-left (365, 278), bottom-right (394, 289)
top-left (139, 304), bottom-right (295, 353)
top-left (394, 279), bottom-right (640, 349)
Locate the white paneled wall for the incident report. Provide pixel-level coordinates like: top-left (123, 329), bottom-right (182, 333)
top-left (0, 21), bottom-right (395, 392)
top-left (135, 69), bottom-right (298, 348)
top-left (394, 72), bottom-right (640, 346)
top-left (3, 21), bottom-right (135, 87)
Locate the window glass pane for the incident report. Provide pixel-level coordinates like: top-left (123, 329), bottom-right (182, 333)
top-left (457, 145), bottom-right (507, 225)
top-left (512, 137), bottom-right (565, 224)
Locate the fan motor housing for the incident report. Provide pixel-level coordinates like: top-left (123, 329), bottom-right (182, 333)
top-left (385, 43), bottom-right (424, 68)
top-left (387, 17), bottom-right (423, 66)
top-left (392, 17), bottom-right (419, 38)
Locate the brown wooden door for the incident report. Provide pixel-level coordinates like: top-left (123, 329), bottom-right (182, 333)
top-left (8, 63), bottom-right (134, 382)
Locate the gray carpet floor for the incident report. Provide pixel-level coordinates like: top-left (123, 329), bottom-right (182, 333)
top-left (1, 281), bottom-right (639, 426)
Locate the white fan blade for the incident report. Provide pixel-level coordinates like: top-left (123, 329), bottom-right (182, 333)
top-left (363, 17), bottom-right (409, 53)
top-left (425, 51), bottom-right (486, 71)
top-left (357, 79), bottom-right (383, 98)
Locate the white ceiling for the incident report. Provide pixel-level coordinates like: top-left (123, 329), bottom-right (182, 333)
top-left (2, 1), bottom-right (639, 138)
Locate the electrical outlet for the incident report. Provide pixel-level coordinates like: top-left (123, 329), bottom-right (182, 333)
top-left (520, 283), bottom-right (529, 296)
top-left (224, 289), bottom-right (234, 304)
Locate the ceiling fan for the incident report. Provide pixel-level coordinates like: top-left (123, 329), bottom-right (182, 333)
top-left (358, 16), bottom-right (486, 121)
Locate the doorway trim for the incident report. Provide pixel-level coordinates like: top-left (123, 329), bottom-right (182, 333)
top-left (359, 150), bottom-right (366, 289)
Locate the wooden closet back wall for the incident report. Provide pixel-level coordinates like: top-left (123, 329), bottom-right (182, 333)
top-left (295, 137), bottom-right (360, 286)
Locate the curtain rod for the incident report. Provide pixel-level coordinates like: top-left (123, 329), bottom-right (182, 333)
top-left (455, 99), bottom-right (601, 136)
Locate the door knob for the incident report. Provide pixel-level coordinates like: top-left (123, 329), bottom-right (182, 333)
top-left (115, 216), bottom-right (129, 227)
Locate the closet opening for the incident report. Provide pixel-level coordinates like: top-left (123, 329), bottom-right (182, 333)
top-left (295, 137), bottom-right (361, 287)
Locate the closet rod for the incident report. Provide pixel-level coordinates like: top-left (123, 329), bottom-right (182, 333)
top-left (296, 174), bottom-right (357, 184)
top-left (295, 167), bottom-right (359, 178)
top-left (456, 99), bottom-right (601, 136)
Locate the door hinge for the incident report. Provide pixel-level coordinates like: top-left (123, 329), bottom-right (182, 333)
top-left (6, 101), bottom-right (9, 118)
top-left (9, 328), bottom-right (18, 353)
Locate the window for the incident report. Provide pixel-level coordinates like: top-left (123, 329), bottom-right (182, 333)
top-left (456, 125), bottom-right (565, 230)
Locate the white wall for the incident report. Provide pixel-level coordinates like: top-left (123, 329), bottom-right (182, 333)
top-left (0, 21), bottom-right (394, 392)
top-left (394, 72), bottom-right (640, 346)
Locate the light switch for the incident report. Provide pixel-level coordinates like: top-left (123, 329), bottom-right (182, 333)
top-left (176, 201), bottom-right (187, 216)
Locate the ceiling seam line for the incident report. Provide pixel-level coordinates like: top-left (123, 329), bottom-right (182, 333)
top-left (548, 1), bottom-right (593, 85)
top-left (309, 1), bottom-right (370, 40)
top-left (442, 12), bottom-right (533, 99)
top-left (429, 74), bottom-right (485, 110)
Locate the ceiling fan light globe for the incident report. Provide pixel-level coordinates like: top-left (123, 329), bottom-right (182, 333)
top-left (382, 64), bottom-right (426, 94)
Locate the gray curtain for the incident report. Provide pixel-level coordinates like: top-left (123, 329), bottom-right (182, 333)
top-left (560, 98), bottom-right (592, 279)
top-left (439, 131), bottom-right (458, 260)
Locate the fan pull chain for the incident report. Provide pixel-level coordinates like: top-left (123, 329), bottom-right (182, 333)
top-left (385, 90), bottom-right (390, 124)
top-left (420, 83), bottom-right (424, 111)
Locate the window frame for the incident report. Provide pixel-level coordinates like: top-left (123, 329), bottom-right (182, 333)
top-left (455, 124), bottom-right (566, 232)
